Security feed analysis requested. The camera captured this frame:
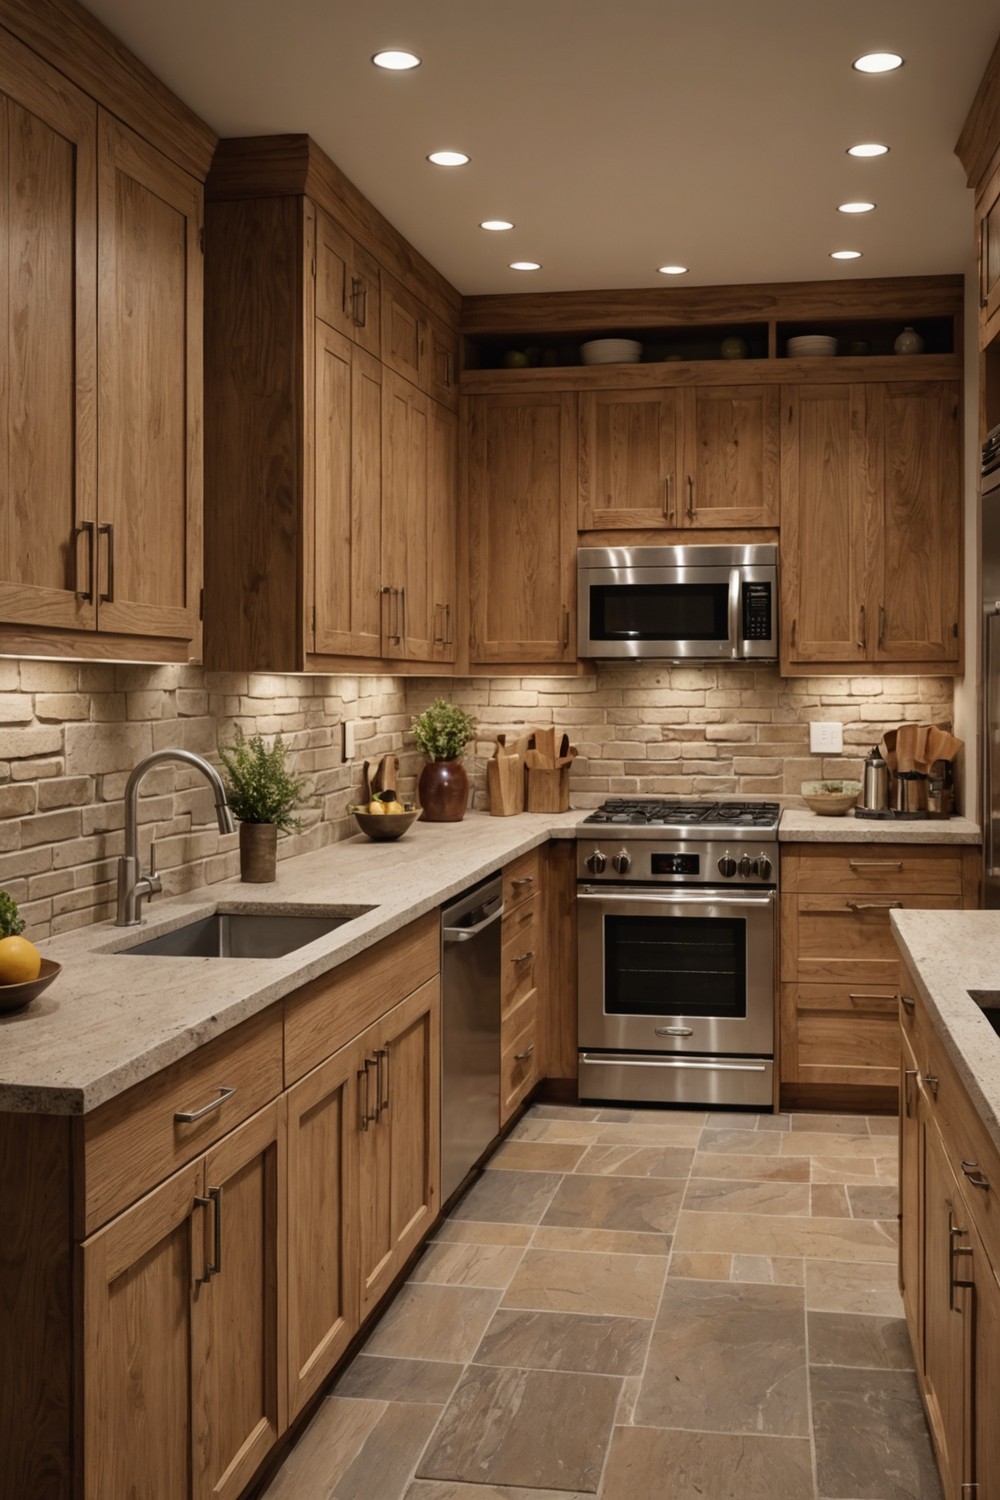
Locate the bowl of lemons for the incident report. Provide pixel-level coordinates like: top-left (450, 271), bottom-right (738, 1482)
top-left (0, 934), bottom-right (60, 1012)
top-left (350, 795), bottom-right (419, 841)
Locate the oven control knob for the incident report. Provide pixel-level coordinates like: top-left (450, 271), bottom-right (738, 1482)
top-left (738, 854), bottom-right (754, 878)
top-left (757, 854), bottom-right (773, 880)
top-left (717, 854), bottom-right (737, 878)
top-left (586, 850), bottom-right (607, 874)
top-left (612, 850), bottom-right (631, 875)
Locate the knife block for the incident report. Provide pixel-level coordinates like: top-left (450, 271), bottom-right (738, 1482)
top-left (526, 764), bottom-right (571, 813)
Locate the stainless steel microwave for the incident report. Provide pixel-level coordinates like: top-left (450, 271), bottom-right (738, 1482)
top-left (578, 544), bottom-right (778, 662)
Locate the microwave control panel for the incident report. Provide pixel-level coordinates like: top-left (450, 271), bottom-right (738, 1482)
top-left (743, 583), bottom-right (772, 640)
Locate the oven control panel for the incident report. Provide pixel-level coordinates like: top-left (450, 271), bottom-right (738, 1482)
top-left (579, 839), bottom-right (777, 886)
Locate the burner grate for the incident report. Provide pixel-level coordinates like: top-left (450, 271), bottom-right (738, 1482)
top-left (583, 798), bottom-right (780, 829)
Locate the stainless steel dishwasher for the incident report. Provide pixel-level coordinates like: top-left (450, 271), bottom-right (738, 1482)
top-left (440, 872), bottom-right (504, 1202)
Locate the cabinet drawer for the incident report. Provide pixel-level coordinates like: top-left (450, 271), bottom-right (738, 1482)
top-left (79, 1007), bottom-right (283, 1235)
top-left (501, 996), bottom-right (540, 1125)
top-left (781, 893), bottom-right (962, 984)
top-left (285, 913), bottom-right (438, 1082)
top-left (796, 1009), bottom-right (900, 1086)
top-left (502, 897), bottom-right (538, 1017)
top-left (503, 848), bottom-right (541, 912)
top-left (781, 846), bottom-right (965, 896)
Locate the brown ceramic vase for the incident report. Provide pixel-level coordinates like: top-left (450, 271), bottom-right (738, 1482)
top-left (239, 820), bottom-right (278, 881)
top-left (418, 758), bottom-right (468, 822)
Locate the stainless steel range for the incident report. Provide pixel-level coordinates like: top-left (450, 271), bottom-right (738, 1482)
top-left (576, 798), bottom-right (779, 1108)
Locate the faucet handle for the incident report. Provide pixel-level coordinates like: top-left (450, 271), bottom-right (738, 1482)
top-left (145, 841), bottom-right (163, 905)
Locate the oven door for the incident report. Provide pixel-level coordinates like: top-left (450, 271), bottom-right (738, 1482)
top-left (577, 886), bottom-right (776, 1056)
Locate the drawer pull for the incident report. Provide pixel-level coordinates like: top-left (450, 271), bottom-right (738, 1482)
top-left (900, 995), bottom-right (916, 1015)
top-left (924, 1073), bottom-right (940, 1097)
top-left (846, 900), bottom-right (903, 912)
top-left (848, 860), bottom-right (904, 871)
top-left (848, 992), bottom-right (895, 1002)
top-left (961, 1160), bottom-right (991, 1191)
top-left (174, 1085), bottom-right (236, 1124)
top-left (512, 949), bottom-right (535, 964)
top-left (511, 876), bottom-right (535, 889)
top-left (514, 1043), bottom-right (535, 1061)
top-left (195, 1185), bottom-right (223, 1283)
top-left (949, 1211), bottom-right (973, 1309)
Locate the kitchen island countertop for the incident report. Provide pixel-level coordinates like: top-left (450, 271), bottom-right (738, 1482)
top-left (0, 811), bottom-right (580, 1117)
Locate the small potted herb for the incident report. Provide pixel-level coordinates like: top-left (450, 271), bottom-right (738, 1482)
top-left (411, 698), bottom-right (476, 822)
top-left (218, 729), bottom-right (310, 881)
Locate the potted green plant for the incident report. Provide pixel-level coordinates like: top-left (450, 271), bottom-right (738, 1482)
top-left (218, 728), bottom-right (310, 881)
top-left (411, 698), bottom-right (476, 822)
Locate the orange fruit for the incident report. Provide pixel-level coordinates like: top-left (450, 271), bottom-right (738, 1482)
top-left (0, 935), bottom-right (41, 984)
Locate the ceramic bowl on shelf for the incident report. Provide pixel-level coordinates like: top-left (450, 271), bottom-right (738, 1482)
top-left (787, 334), bottom-right (838, 357)
top-left (0, 957), bottom-right (61, 1014)
top-left (800, 780), bottom-right (862, 816)
top-left (352, 808), bottom-right (419, 841)
top-left (579, 338), bottom-right (642, 365)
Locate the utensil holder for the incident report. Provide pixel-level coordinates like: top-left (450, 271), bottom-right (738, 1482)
top-left (526, 765), bottom-right (571, 813)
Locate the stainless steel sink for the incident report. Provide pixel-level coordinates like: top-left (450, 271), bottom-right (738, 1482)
top-left (968, 990), bottom-right (1000, 1038)
top-left (120, 908), bottom-right (374, 959)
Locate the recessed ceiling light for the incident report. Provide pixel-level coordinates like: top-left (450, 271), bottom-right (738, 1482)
top-left (838, 201), bottom-right (876, 214)
top-left (372, 50), bottom-right (421, 70)
top-left (480, 219), bottom-right (514, 232)
top-left (427, 150), bottom-right (469, 167)
top-left (847, 142), bottom-right (890, 157)
top-left (509, 261), bottom-right (541, 272)
top-left (853, 52), bottom-right (903, 73)
top-left (831, 249), bottom-right (863, 260)
top-left (658, 265), bottom-right (688, 275)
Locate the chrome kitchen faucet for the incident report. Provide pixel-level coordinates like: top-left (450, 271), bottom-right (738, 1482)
top-left (116, 749), bottom-right (235, 926)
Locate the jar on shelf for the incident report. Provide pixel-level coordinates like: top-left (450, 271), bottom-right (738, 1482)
top-left (893, 326), bottom-right (925, 355)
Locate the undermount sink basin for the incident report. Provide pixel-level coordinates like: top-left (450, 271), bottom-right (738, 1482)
top-left (968, 990), bottom-right (1000, 1038)
top-left (120, 908), bottom-right (374, 959)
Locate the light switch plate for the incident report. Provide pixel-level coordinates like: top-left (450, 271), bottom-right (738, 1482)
top-left (809, 721), bottom-right (843, 754)
top-left (342, 720), bottom-right (356, 762)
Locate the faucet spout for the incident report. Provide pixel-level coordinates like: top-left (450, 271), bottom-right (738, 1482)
top-left (116, 749), bottom-right (234, 926)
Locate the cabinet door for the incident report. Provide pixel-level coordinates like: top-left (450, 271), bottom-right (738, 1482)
top-left (313, 324), bottom-right (383, 657)
top-left (81, 1160), bottom-right (204, 1500)
top-left (426, 314), bottom-right (459, 408)
top-left (193, 1100), bottom-right (286, 1500)
top-left (970, 1215), bottom-right (1000, 1499)
top-left (682, 384), bottom-right (779, 527)
top-left (922, 1117), bottom-right (970, 1498)
top-left (382, 370), bottom-right (434, 661)
top-left (780, 384), bottom-right (869, 665)
top-left (899, 1031), bottom-right (922, 1348)
top-left (381, 976), bottom-right (441, 1276)
top-left (977, 158), bottom-right (1000, 349)
top-left (381, 271), bottom-right (425, 388)
top-left (869, 382), bottom-right (961, 666)
top-left (97, 111), bottom-right (202, 643)
top-left (578, 388), bottom-right (682, 529)
top-left (356, 1020), bottom-right (393, 1318)
top-left (286, 1041), bottom-right (359, 1420)
top-left (315, 209), bottom-right (380, 359)
top-left (468, 391), bottom-right (578, 664)
top-left (0, 38), bottom-right (97, 632)
top-left (428, 398), bottom-right (458, 662)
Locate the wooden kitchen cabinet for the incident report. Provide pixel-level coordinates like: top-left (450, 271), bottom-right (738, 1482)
top-left (0, 35), bottom-right (208, 661)
top-left (578, 383), bottom-right (778, 531)
top-left (467, 390), bottom-right (578, 666)
top-left (500, 848), bottom-right (543, 1125)
top-left (779, 844), bottom-right (977, 1105)
top-left (382, 269), bottom-right (460, 409)
top-left (975, 154), bottom-right (1000, 351)
top-left (920, 1111), bottom-right (971, 1500)
top-left (315, 205), bottom-right (380, 357)
top-left (781, 380), bottom-right (961, 673)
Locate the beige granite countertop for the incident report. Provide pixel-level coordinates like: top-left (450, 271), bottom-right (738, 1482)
top-left (891, 910), bottom-right (1000, 1158)
top-left (1, 811), bottom-right (580, 1117)
top-left (780, 809), bottom-right (981, 843)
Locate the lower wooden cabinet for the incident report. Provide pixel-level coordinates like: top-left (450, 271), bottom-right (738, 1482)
top-left (499, 849), bottom-right (543, 1125)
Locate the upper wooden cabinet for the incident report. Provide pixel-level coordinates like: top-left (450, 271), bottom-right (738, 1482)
top-left (315, 206), bottom-right (380, 357)
top-left (684, 384), bottom-right (780, 528)
top-left (467, 390), bottom-right (578, 666)
top-left (382, 270), bottom-right (460, 409)
top-left (976, 157), bottom-right (1000, 350)
top-left (780, 379), bottom-right (961, 673)
top-left (0, 30), bottom-right (208, 661)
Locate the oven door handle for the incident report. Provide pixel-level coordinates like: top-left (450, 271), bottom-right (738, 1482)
top-left (577, 890), bottom-right (776, 911)
top-left (579, 1053), bottom-right (769, 1074)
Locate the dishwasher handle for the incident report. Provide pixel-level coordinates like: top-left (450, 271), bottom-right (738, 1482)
top-left (442, 894), bottom-right (504, 943)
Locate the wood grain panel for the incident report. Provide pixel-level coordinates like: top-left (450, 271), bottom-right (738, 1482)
top-left (502, 895), bottom-right (538, 1020)
top-left (428, 397), bottom-right (458, 662)
top-left (381, 270), bottom-right (425, 387)
top-left (81, 1008), bottom-right (283, 1235)
top-left (356, 1015), bottom-right (392, 1317)
top-left (781, 845), bottom-right (966, 895)
top-left (501, 999), bottom-right (540, 1124)
top-left (503, 848), bottom-right (542, 909)
top-left (383, 977), bottom-right (441, 1272)
top-left (683, 384), bottom-right (779, 527)
top-left (542, 840), bottom-right (579, 1082)
top-left (284, 913), bottom-right (439, 1082)
top-left (787, 893), bottom-right (962, 984)
top-left (382, 370), bottom-right (434, 660)
top-left (956, 31), bottom-right (1000, 188)
top-left (578, 387), bottom-right (681, 529)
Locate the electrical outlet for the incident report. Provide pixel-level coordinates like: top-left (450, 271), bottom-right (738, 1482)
top-left (809, 721), bottom-right (843, 754)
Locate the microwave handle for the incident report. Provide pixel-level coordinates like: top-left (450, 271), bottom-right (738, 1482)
top-left (728, 569), bottom-right (742, 658)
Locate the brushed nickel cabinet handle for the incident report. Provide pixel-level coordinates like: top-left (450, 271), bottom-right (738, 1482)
top-left (514, 1043), bottom-right (535, 1061)
top-left (512, 876), bottom-right (535, 889)
top-left (174, 1085), bottom-right (236, 1123)
top-left (359, 1057), bottom-right (378, 1129)
top-left (512, 949), bottom-right (535, 964)
top-left (562, 607), bottom-right (570, 649)
top-left (663, 475), bottom-right (674, 520)
top-left (350, 274), bottom-right (367, 328)
top-left (378, 1044), bottom-right (390, 1116)
top-left (961, 1159), bottom-right (991, 1191)
top-left (878, 603), bottom-right (886, 648)
top-left (850, 860), bottom-right (904, 871)
top-left (847, 899), bottom-right (903, 911)
top-left (686, 474), bottom-right (695, 519)
top-left (195, 1185), bottom-right (223, 1283)
top-left (924, 1073), bottom-right (939, 1097)
top-left (98, 521), bottom-right (115, 603)
top-left (903, 1068), bottom-right (917, 1119)
top-left (75, 520), bottom-right (96, 601)
top-left (858, 602), bottom-right (866, 650)
top-left (900, 994), bottom-right (916, 1014)
top-left (949, 1211), bottom-right (973, 1308)
top-left (849, 992), bottom-right (895, 1002)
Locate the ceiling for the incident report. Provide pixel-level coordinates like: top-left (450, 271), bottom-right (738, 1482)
top-left (83, 0), bottom-right (1000, 297)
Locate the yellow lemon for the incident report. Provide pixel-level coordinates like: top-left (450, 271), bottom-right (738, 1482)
top-left (382, 800), bottom-right (406, 815)
top-left (0, 935), bottom-right (42, 984)
top-left (367, 800), bottom-right (386, 815)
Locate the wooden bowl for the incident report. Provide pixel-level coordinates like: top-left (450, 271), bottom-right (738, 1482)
top-left (0, 957), bottom-right (61, 1013)
top-left (353, 809), bottom-right (419, 841)
top-left (800, 780), bottom-right (861, 816)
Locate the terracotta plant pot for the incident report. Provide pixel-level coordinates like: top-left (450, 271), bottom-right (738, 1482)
top-left (239, 821), bottom-right (278, 882)
top-left (418, 758), bottom-right (468, 822)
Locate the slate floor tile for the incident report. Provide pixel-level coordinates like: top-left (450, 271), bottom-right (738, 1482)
top-left (807, 1310), bottom-right (913, 1369)
top-left (474, 1306), bottom-right (651, 1376)
top-left (449, 1169), bottom-right (562, 1225)
top-left (502, 1246), bottom-right (667, 1318)
top-left (540, 1171), bottom-right (685, 1234)
top-left (600, 1426), bottom-right (814, 1500)
top-left (363, 1283), bottom-right (502, 1364)
top-left (811, 1365), bottom-right (943, 1499)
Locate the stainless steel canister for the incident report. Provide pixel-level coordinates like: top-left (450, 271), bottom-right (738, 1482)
top-left (861, 745), bottom-right (889, 812)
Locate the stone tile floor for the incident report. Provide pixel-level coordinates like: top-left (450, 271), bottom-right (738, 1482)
top-left (261, 1104), bottom-right (942, 1500)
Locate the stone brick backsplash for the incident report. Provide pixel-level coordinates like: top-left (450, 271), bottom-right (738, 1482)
top-left (1, 659), bottom-right (953, 940)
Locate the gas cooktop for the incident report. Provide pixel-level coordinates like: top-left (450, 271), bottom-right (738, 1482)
top-left (579, 798), bottom-right (781, 834)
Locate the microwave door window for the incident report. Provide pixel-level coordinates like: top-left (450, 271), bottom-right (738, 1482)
top-left (603, 913), bottom-right (748, 1020)
top-left (590, 583), bottom-right (729, 643)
